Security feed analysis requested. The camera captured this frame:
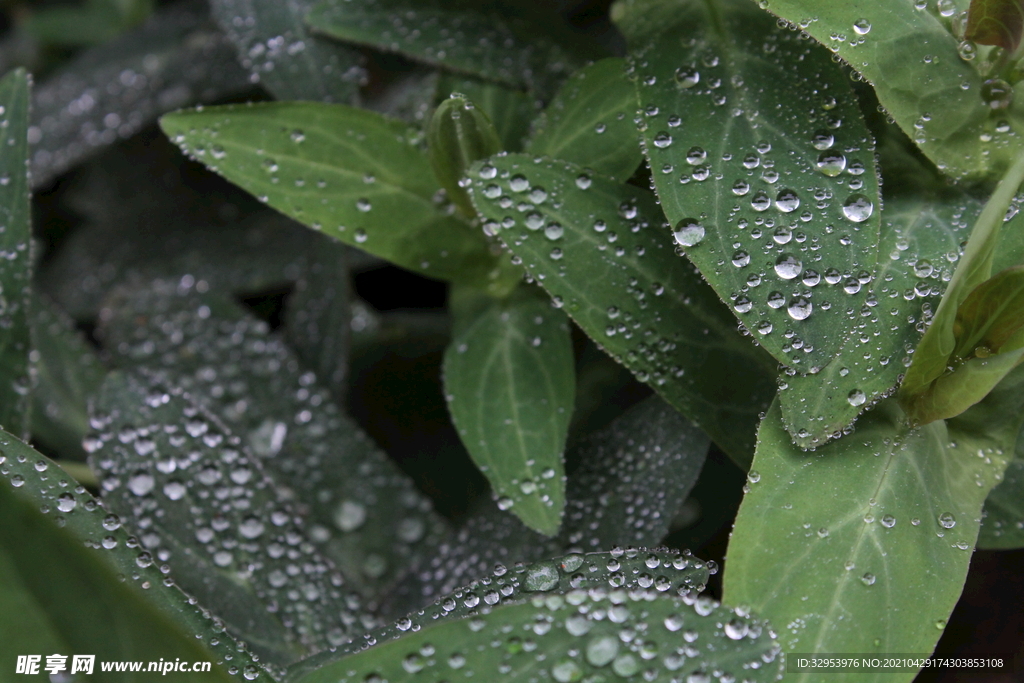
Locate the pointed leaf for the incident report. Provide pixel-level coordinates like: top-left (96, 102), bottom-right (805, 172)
top-left (31, 295), bottom-right (106, 459)
top-left (0, 446), bottom-right (241, 683)
top-left (953, 265), bottom-right (1024, 357)
top-left (436, 74), bottom-right (536, 152)
top-left (291, 550), bottom-right (780, 683)
top-left (724, 375), bottom-right (1024, 679)
top-left (735, 0), bottom-right (1024, 182)
top-left (398, 395), bottom-right (710, 607)
top-left (211, 0), bottom-right (364, 103)
top-left (966, 0), bottom-right (1024, 51)
top-left (0, 69), bottom-right (32, 438)
top-left (0, 432), bottom-right (267, 679)
top-left (98, 282), bottom-right (449, 605)
top-left (428, 94), bottom-right (503, 216)
top-left (30, 0), bottom-right (251, 188)
top-left (526, 57), bottom-right (642, 182)
top-left (443, 286), bottom-right (575, 536)
top-left (306, 0), bottom-right (605, 96)
top-left (90, 371), bottom-right (370, 667)
top-left (467, 153), bottom-right (776, 465)
top-left (160, 102), bottom-right (519, 295)
top-left (779, 195), bottom-right (978, 448)
top-left (629, 0), bottom-right (882, 373)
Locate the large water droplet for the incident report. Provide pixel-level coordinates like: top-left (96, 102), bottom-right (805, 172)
top-left (787, 297), bottom-right (813, 320)
top-left (674, 67), bottom-right (700, 88)
top-left (524, 563), bottom-right (559, 591)
top-left (774, 254), bottom-right (803, 279)
top-left (673, 219), bottom-right (705, 247)
top-left (938, 512), bottom-right (956, 529)
top-left (847, 389), bottom-right (867, 406)
top-left (816, 151), bottom-right (847, 176)
top-left (842, 194), bottom-right (874, 222)
top-left (982, 79), bottom-right (1013, 110)
top-left (852, 18), bottom-right (872, 35)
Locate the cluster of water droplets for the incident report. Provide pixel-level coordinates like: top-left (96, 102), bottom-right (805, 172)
top-left (86, 372), bottom-right (373, 663)
top-left (97, 278), bottom-right (449, 605)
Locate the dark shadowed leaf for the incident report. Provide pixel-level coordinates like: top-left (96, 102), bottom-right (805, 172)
top-left (966, 0), bottom-right (1024, 51)
top-left (0, 432), bottom-right (267, 680)
top-left (527, 57), bottom-right (641, 182)
top-left (627, 0), bottom-right (883, 374)
top-left (0, 69), bottom-right (31, 439)
top-left (89, 372), bottom-right (370, 667)
top-left (211, 0), bottom-right (364, 103)
top-left (161, 102), bottom-right (521, 296)
top-left (394, 395), bottom-right (709, 608)
top-left (98, 281), bottom-right (450, 606)
top-left (306, 0), bottom-right (605, 96)
top-left (30, 0), bottom-right (251, 188)
top-left (468, 153), bottom-right (775, 465)
top-left (443, 286), bottom-right (575, 536)
top-left (979, 457), bottom-right (1024, 548)
top-left (30, 295), bottom-right (106, 459)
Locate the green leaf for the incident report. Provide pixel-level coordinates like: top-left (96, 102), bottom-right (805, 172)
top-left (627, 0), bottom-right (883, 373)
top-left (443, 286), bottom-right (575, 536)
top-left (740, 0), bottom-right (1023, 182)
top-left (428, 94), bottom-right (503, 216)
top-left (90, 371), bottom-right (370, 667)
top-left (526, 57), bottom-right (642, 182)
top-left (467, 153), bottom-right (776, 466)
top-left (953, 265), bottom-right (1024, 357)
top-left (436, 73), bottom-right (536, 152)
top-left (778, 195), bottom-right (978, 448)
top-left (30, 295), bottom-right (106, 459)
top-left (98, 282), bottom-right (450, 606)
top-left (396, 395), bottom-right (710, 607)
top-left (30, 1), bottom-right (251, 188)
top-left (724, 376), bottom-right (1024, 679)
top-left (160, 102), bottom-right (519, 296)
top-left (0, 69), bottom-right (32, 439)
top-left (306, 0), bottom-right (605, 96)
top-left (0, 446), bottom-right (242, 683)
top-left (0, 431), bottom-right (267, 680)
top-left (900, 150), bottom-right (1024, 422)
top-left (292, 550), bottom-right (780, 683)
top-left (211, 0), bottom-right (364, 103)
top-left (966, 0), bottom-right (1024, 51)
top-left (979, 458), bottom-right (1024, 548)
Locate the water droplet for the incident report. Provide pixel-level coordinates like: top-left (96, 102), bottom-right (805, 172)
top-left (816, 151), bottom-right (847, 176)
top-left (356, 198), bottom-right (372, 212)
top-left (774, 254), bottom-right (803, 279)
top-left (852, 18), bottom-right (871, 35)
top-left (552, 660), bottom-right (582, 683)
top-left (509, 175), bottom-right (529, 192)
top-left (847, 389), bottom-right (867, 406)
top-left (881, 515), bottom-right (896, 528)
top-left (334, 500), bottom-right (367, 532)
top-left (56, 493), bottom-right (77, 512)
top-left (938, 512), bottom-right (956, 529)
top-left (576, 174), bottom-right (592, 190)
top-left (524, 563), bottom-right (559, 591)
top-left (586, 635), bottom-right (620, 666)
top-left (674, 67), bottom-right (700, 88)
top-left (732, 179), bottom-right (750, 195)
top-left (545, 223), bottom-right (564, 240)
top-left (811, 130), bottom-right (834, 150)
top-left (127, 473), bottom-right (155, 496)
top-left (354, 229), bottom-right (368, 243)
top-left (787, 297), bottom-right (813, 320)
top-left (653, 132), bottom-right (673, 148)
top-left (751, 190), bottom-right (771, 211)
top-left (724, 618), bottom-right (749, 639)
top-left (731, 250), bottom-right (750, 267)
top-left (673, 218), bottom-right (705, 247)
top-left (861, 573), bottom-right (876, 586)
top-left (842, 194), bottom-right (874, 222)
top-left (163, 481), bottom-right (186, 500)
top-left (982, 79), bottom-right (1013, 110)
top-left (529, 187), bottom-right (548, 204)
top-left (775, 189), bottom-right (800, 213)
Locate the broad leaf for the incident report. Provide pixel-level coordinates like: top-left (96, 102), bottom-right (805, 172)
top-left (30, 0), bottom-right (251, 188)
top-left (428, 94), bottom-right (503, 217)
top-left (98, 282), bottom-right (449, 605)
top-left (900, 152), bottom-right (1024, 423)
top-left (724, 370), bottom-right (1024, 680)
top-left (306, 0), bottom-right (605, 96)
top-left (211, 0), bottom-right (364, 103)
top-left (627, 0), bottom-right (883, 373)
top-left (292, 550), bottom-right (781, 683)
top-left (966, 0), bottom-right (1024, 51)
top-left (468, 153), bottom-right (776, 465)
top-left (90, 371), bottom-right (371, 667)
top-left (526, 57), bottom-right (642, 182)
top-left (0, 432), bottom-right (266, 679)
top-left (744, 0), bottom-right (1024, 181)
top-left (443, 286), bottom-right (575, 536)
top-left (0, 69), bottom-right (31, 439)
top-left (0, 448), bottom-right (240, 683)
top-left (398, 395), bottom-right (710, 608)
top-left (779, 196), bottom-right (977, 448)
top-left (31, 295), bottom-right (106, 459)
top-left (161, 102), bottom-right (520, 296)
top-left (436, 74), bottom-right (536, 152)
top-left (979, 458), bottom-right (1024, 548)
